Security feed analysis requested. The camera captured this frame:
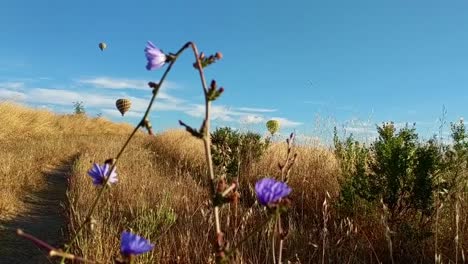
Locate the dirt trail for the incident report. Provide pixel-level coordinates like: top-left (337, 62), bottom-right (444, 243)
top-left (0, 156), bottom-right (77, 264)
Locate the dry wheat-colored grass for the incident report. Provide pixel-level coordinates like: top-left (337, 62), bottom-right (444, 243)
top-left (2, 102), bottom-right (466, 263)
top-left (0, 102), bottom-right (134, 140)
top-left (0, 102), bottom-right (137, 219)
top-left (63, 128), bottom-right (349, 263)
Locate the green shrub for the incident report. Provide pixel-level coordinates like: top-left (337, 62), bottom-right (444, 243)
top-left (411, 139), bottom-right (440, 215)
top-left (73, 101), bottom-right (86, 115)
top-left (335, 123), bottom-right (442, 223)
top-left (211, 127), bottom-right (269, 180)
top-left (443, 120), bottom-right (468, 193)
top-left (333, 128), bottom-right (371, 212)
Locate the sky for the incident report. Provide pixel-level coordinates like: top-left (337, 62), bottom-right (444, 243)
top-left (1, 0), bottom-right (468, 143)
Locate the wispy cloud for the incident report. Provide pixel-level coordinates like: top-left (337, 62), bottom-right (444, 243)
top-left (0, 89), bottom-right (26, 101)
top-left (79, 77), bottom-right (148, 89)
top-left (0, 82), bottom-right (24, 90)
top-left (183, 104), bottom-right (302, 126)
top-left (30, 88), bottom-right (115, 107)
top-left (77, 76), bottom-right (182, 103)
top-left (1, 77), bottom-right (302, 129)
top-left (239, 114), bottom-right (265, 124)
top-left (303, 100), bottom-right (328, 106)
top-left (128, 96), bottom-right (188, 112)
top-left (0, 87), bottom-right (119, 111)
top-left (343, 126), bottom-right (377, 135)
top-left (0, 86), bottom-right (193, 117)
top-left (101, 108), bottom-right (145, 118)
top-left (185, 104), bottom-right (235, 121)
top-left (235, 107), bottom-right (277, 113)
top-left (269, 117), bottom-right (303, 128)
top-left (77, 77), bottom-right (179, 90)
top-left (77, 77), bottom-right (149, 90)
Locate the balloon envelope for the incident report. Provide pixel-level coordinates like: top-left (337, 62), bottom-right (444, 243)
top-left (266, 120), bottom-right (280, 135)
top-left (99, 42), bottom-right (107, 51)
top-left (115, 99), bottom-right (131, 116)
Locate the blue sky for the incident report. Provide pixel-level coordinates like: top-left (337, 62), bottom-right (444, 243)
top-left (1, 0), bottom-right (467, 142)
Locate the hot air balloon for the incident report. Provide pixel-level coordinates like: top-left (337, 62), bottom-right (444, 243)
top-left (266, 119), bottom-right (280, 135)
top-left (115, 98), bottom-right (131, 116)
top-left (99, 42), bottom-right (107, 51)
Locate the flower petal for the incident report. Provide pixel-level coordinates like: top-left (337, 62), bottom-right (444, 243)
top-left (120, 231), bottom-right (154, 256)
top-left (255, 177), bottom-right (291, 205)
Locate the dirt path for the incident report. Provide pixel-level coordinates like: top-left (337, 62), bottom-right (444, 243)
top-left (0, 156), bottom-right (77, 264)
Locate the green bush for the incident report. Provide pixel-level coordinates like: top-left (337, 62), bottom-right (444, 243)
top-left (333, 128), bottom-right (370, 212)
top-left (73, 101), bottom-right (86, 115)
top-left (211, 127), bottom-right (269, 180)
top-left (443, 120), bottom-right (468, 193)
top-left (335, 123), bottom-right (442, 223)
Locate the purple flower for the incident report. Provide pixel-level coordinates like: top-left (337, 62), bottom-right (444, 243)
top-left (255, 178), bottom-right (291, 206)
top-left (87, 163), bottom-right (118, 186)
top-left (145, 41), bottom-right (167, 70)
top-left (120, 231), bottom-right (154, 256)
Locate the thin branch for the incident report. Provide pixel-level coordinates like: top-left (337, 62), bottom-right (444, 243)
top-left (222, 183), bottom-right (237, 197)
top-left (17, 229), bottom-right (101, 264)
top-left (187, 42), bottom-right (223, 242)
top-left (61, 42), bottom-right (192, 260)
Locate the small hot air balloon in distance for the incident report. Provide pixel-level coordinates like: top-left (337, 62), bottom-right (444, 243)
top-left (99, 42), bottom-right (107, 51)
top-left (266, 119), bottom-right (280, 135)
top-left (115, 98), bottom-right (131, 116)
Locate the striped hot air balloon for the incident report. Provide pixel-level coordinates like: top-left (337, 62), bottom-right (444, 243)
top-left (99, 42), bottom-right (107, 51)
top-left (115, 99), bottom-right (131, 116)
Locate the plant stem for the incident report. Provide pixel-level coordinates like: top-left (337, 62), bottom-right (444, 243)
top-left (60, 42), bottom-right (191, 262)
top-left (455, 196), bottom-right (460, 264)
top-left (222, 183), bottom-right (237, 197)
top-left (277, 208), bottom-right (284, 264)
top-left (272, 211), bottom-right (279, 264)
top-left (17, 229), bottom-right (101, 263)
top-left (231, 213), bottom-right (274, 250)
top-left (188, 42), bottom-right (223, 239)
top-left (278, 239), bottom-right (284, 264)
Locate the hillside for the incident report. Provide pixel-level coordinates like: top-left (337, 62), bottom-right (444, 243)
top-left (0, 102), bottom-right (341, 263)
top-left (1, 102), bottom-right (466, 263)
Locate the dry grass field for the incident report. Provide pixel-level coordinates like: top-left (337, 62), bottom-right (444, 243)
top-left (0, 102), bottom-right (466, 263)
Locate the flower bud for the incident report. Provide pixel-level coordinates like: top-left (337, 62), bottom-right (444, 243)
top-left (210, 80), bottom-right (217, 90)
top-left (215, 52), bottom-right (223, 60)
top-left (144, 118), bottom-right (152, 129)
top-left (104, 158), bottom-right (116, 165)
top-left (217, 178), bottom-right (227, 193)
top-left (165, 53), bottom-right (176, 63)
top-left (148, 82), bottom-right (159, 89)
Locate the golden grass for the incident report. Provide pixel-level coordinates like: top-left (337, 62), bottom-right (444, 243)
top-left (65, 133), bottom-right (341, 263)
top-left (0, 102), bottom-right (135, 140)
top-left (0, 102), bottom-right (137, 219)
top-left (1, 101), bottom-right (466, 263)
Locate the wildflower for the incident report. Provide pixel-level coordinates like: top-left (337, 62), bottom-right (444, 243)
top-left (87, 163), bottom-right (118, 186)
top-left (255, 178), bottom-right (291, 206)
top-left (144, 41), bottom-right (167, 70)
top-left (120, 231), bottom-right (154, 256)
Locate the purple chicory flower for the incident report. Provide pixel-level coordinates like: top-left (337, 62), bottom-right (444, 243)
top-left (145, 41), bottom-right (167, 70)
top-left (87, 163), bottom-right (118, 186)
top-left (255, 178), bottom-right (292, 206)
top-left (120, 231), bottom-right (154, 256)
